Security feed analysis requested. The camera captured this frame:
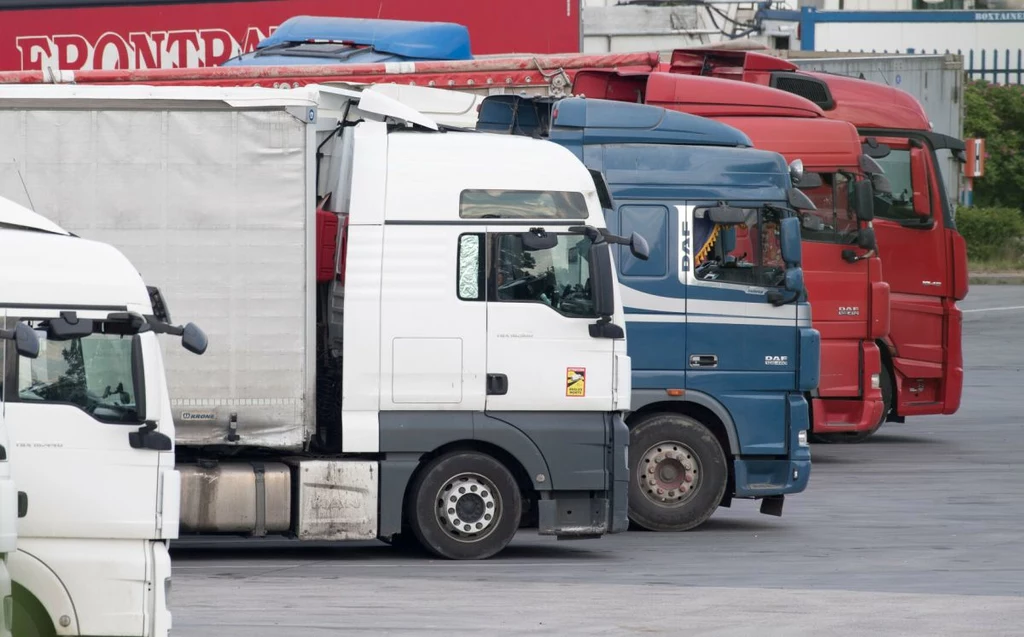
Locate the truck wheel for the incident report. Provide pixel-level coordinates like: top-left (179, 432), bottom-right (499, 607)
top-left (407, 451), bottom-right (522, 560)
top-left (627, 413), bottom-right (728, 532)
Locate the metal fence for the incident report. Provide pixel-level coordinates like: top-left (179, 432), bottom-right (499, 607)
top-left (905, 48), bottom-right (1023, 84)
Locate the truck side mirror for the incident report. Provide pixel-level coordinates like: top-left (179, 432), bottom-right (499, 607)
top-left (787, 187), bottom-right (817, 211)
top-left (12, 323), bottom-right (40, 359)
top-left (862, 139), bottom-right (892, 159)
top-left (182, 323), bottom-right (208, 355)
top-left (706, 204), bottom-right (748, 225)
top-left (779, 216), bottom-right (802, 267)
top-left (856, 227), bottom-right (877, 251)
top-left (854, 181), bottom-right (875, 222)
top-left (628, 231), bottom-right (650, 261)
top-left (589, 243), bottom-right (616, 319)
top-left (909, 146), bottom-right (933, 220)
top-left (788, 158), bottom-right (804, 186)
top-left (870, 172), bottom-right (892, 195)
top-left (132, 333), bottom-right (162, 421)
top-left (795, 171), bottom-right (823, 189)
top-left (784, 268), bottom-right (804, 293)
top-left (587, 242), bottom-right (625, 339)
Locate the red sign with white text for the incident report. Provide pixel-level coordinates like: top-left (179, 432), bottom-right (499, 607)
top-left (0, 0), bottom-right (580, 72)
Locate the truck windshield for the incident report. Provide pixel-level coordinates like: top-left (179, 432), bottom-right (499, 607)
top-left (693, 204), bottom-right (786, 288)
top-left (10, 320), bottom-right (139, 424)
top-left (494, 233), bottom-right (597, 318)
top-left (799, 172), bottom-right (860, 244)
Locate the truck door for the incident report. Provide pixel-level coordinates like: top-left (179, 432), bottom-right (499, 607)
top-left (685, 204), bottom-right (801, 456)
top-left (483, 226), bottom-right (617, 415)
top-left (869, 138), bottom-right (956, 414)
top-left (798, 173), bottom-right (873, 400)
top-left (2, 313), bottom-right (164, 631)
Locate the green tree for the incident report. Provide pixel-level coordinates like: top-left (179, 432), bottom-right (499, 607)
top-left (963, 80), bottom-right (1024, 211)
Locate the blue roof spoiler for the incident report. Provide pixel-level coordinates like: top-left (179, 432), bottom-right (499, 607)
top-left (255, 16), bottom-right (473, 60)
top-left (478, 95), bottom-right (753, 148)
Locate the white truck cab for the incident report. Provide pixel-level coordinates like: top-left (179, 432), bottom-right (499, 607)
top-left (0, 195), bottom-right (207, 637)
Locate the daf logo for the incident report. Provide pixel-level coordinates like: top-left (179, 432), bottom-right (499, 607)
top-left (765, 355), bottom-right (789, 366)
top-left (838, 306), bottom-right (860, 316)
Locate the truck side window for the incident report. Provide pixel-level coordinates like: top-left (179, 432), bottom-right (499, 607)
top-left (692, 207), bottom-right (786, 288)
top-left (459, 189), bottom-right (588, 220)
top-left (872, 150), bottom-right (918, 221)
top-left (7, 319), bottom-right (140, 424)
top-left (799, 173), bottom-right (859, 244)
top-left (457, 233), bottom-right (485, 301)
top-left (492, 233), bottom-right (597, 318)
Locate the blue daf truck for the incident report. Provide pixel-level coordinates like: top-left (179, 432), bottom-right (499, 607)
top-left (477, 96), bottom-right (821, 531)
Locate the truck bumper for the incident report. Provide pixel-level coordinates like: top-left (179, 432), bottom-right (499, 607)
top-left (733, 392), bottom-right (812, 498)
top-left (811, 397), bottom-right (885, 434)
top-left (537, 412), bottom-right (630, 538)
top-left (732, 456), bottom-right (811, 497)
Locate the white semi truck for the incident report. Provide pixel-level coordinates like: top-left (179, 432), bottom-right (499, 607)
top-left (0, 195), bottom-right (207, 637)
top-left (0, 83), bottom-right (642, 564)
top-left (0, 304), bottom-right (39, 637)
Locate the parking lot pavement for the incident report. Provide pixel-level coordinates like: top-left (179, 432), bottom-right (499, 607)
top-left (169, 286), bottom-right (1024, 636)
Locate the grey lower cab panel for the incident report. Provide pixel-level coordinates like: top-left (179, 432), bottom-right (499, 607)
top-left (378, 410), bottom-right (616, 491)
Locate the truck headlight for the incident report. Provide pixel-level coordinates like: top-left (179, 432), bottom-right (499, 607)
top-left (797, 430), bottom-right (808, 447)
top-left (871, 373), bottom-right (880, 390)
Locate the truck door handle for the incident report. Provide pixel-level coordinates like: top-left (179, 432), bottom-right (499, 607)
top-left (129, 421), bottom-right (173, 451)
top-left (689, 354), bottom-right (718, 368)
top-left (0, 443), bottom-right (6, 460)
top-left (17, 491), bottom-right (27, 518)
top-left (487, 374), bottom-right (508, 396)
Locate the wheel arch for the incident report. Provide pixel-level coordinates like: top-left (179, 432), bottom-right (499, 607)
top-left (377, 420), bottom-right (548, 539)
top-left (9, 547), bottom-right (77, 636)
top-left (628, 390), bottom-right (738, 458)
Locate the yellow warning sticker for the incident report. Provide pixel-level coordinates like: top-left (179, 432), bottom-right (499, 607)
top-left (566, 367), bottom-right (586, 397)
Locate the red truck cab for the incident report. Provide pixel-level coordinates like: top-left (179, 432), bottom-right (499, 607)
top-left (573, 69), bottom-right (892, 440)
top-left (665, 48), bottom-right (969, 422)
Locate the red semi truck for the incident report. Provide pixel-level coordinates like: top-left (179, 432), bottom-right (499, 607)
top-left (656, 49), bottom-right (969, 427)
top-left (571, 68), bottom-right (892, 441)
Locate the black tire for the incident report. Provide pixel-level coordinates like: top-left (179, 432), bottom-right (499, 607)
top-left (627, 413), bottom-right (728, 532)
top-left (12, 586), bottom-right (54, 637)
top-left (406, 451), bottom-right (522, 560)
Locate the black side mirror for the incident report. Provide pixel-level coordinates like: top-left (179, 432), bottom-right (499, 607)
top-left (854, 181), bottom-right (875, 222)
top-left (870, 172), bottom-right (893, 195)
top-left (856, 227), bottom-right (877, 251)
top-left (5, 323), bottom-right (40, 359)
top-left (628, 231), bottom-right (650, 261)
top-left (862, 139), bottom-right (892, 159)
top-left (521, 228), bottom-right (559, 251)
top-left (589, 243), bottom-right (615, 319)
top-left (795, 172), bottom-right (824, 189)
top-left (48, 311), bottom-right (93, 340)
top-left (182, 323), bottom-right (208, 355)
top-left (787, 188), bottom-right (817, 211)
top-left (706, 204), bottom-right (748, 225)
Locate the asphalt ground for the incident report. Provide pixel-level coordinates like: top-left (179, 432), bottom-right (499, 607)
top-left (169, 285), bottom-right (1024, 636)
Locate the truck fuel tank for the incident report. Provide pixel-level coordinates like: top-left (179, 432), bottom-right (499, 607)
top-left (179, 462), bottom-right (292, 534)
